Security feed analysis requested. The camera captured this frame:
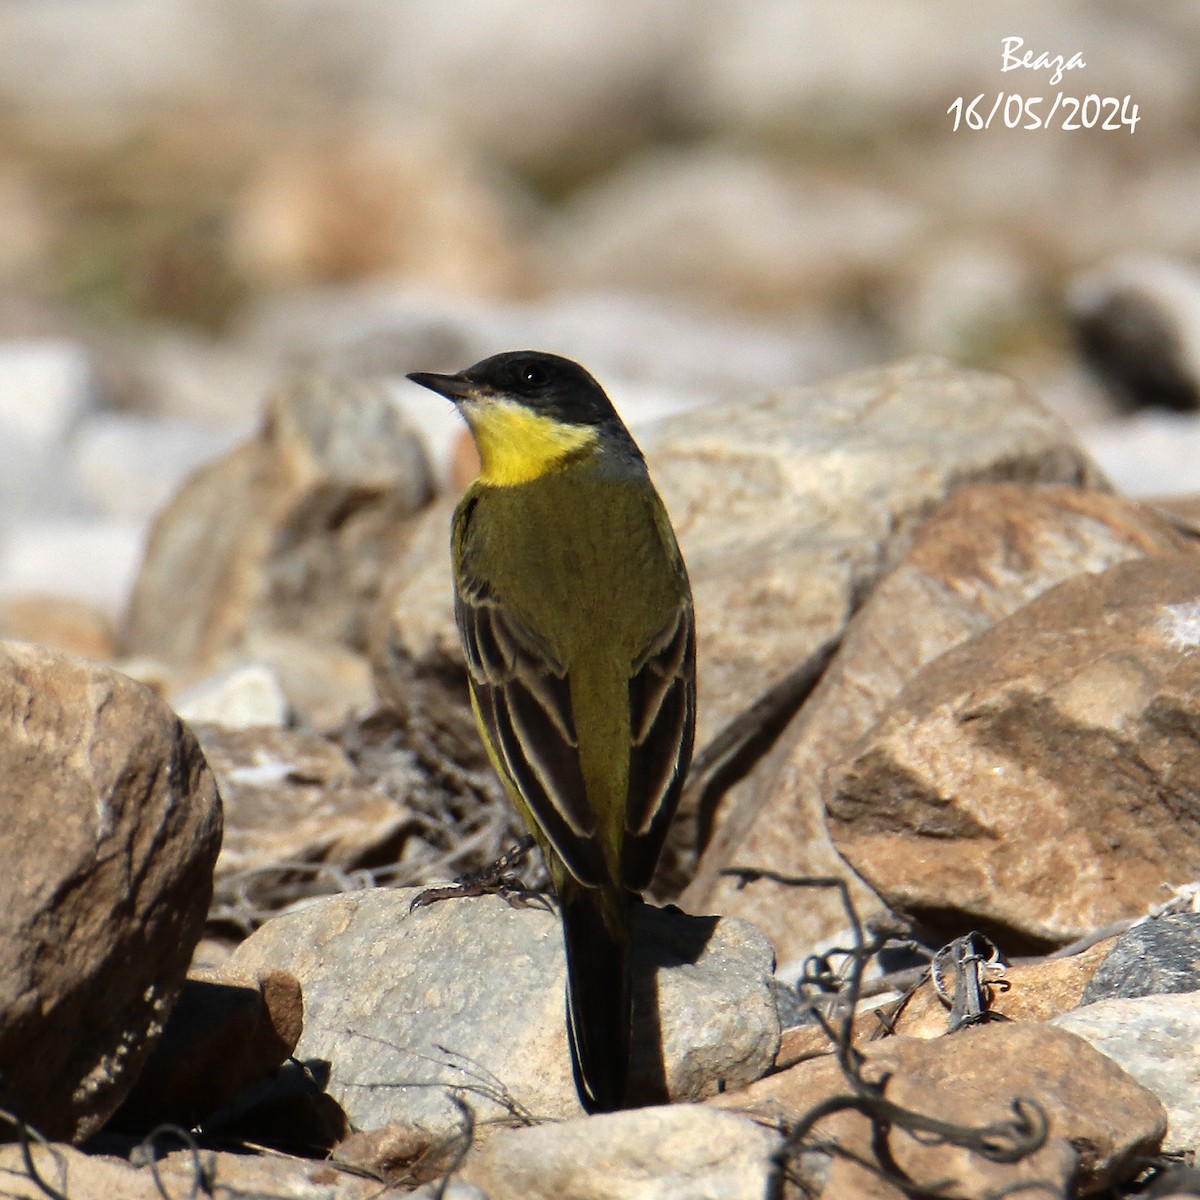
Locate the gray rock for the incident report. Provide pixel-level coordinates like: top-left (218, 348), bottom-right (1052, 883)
top-left (1055, 993), bottom-right (1200, 1154)
top-left (460, 1104), bottom-right (779, 1200)
top-left (0, 641), bottom-right (222, 1141)
top-left (1070, 255), bottom-right (1200, 412)
top-left (226, 888), bottom-right (779, 1136)
top-left (1083, 913), bottom-right (1200, 1003)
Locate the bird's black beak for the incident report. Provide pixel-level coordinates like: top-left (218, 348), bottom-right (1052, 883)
top-left (406, 371), bottom-right (477, 403)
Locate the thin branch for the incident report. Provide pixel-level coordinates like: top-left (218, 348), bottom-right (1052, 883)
top-left (0, 1109), bottom-right (68, 1200)
top-left (721, 871), bottom-right (1052, 1200)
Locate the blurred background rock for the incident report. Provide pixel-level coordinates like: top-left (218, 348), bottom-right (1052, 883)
top-left (0, 0), bottom-right (1196, 610)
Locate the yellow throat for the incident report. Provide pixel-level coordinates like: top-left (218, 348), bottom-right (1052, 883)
top-left (465, 399), bottom-right (600, 487)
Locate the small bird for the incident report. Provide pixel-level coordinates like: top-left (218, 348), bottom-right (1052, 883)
top-left (407, 351), bottom-right (695, 1113)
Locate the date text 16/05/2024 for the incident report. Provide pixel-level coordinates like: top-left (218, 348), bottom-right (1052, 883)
top-left (948, 93), bottom-right (1139, 133)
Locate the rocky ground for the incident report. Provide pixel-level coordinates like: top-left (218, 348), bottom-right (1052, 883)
top-left (3, 3), bottom-right (1200, 1197)
top-left (0, 351), bottom-right (1199, 1198)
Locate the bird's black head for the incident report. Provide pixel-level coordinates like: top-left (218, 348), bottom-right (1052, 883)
top-left (408, 350), bottom-right (623, 430)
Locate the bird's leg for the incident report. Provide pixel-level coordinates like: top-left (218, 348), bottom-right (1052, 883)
top-left (409, 834), bottom-right (541, 911)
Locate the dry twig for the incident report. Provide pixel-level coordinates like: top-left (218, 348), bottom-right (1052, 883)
top-left (721, 869), bottom-right (1052, 1200)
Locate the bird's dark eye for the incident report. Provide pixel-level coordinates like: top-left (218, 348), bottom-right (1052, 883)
top-left (521, 364), bottom-right (547, 387)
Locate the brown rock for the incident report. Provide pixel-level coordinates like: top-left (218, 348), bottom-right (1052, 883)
top-left (647, 363), bottom-right (1105, 750)
top-left (828, 556), bottom-right (1200, 948)
top-left (122, 373), bottom-right (433, 670)
top-left (714, 1022), bottom-right (1165, 1197)
top-left (459, 1104), bottom-right (780, 1200)
top-left (377, 361), bottom-right (1107, 899)
top-left (0, 594), bottom-right (116, 661)
top-left (333, 1120), bottom-right (462, 1189)
top-left (372, 495), bottom-right (464, 690)
top-left (238, 631), bottom-right (376, 731)
top-left (1153, 493), bottom-right (1200, 538)
top-left (232, 130), bottom-right (526, 296)
top-left (689, 484), bottom-right (1192, 964)
top-left (118, 967), bottom-right (302, 1129)
top-left (775, 1022), bottom-right (840, 1068)
top-left (0, 1144), bottom-right (146, 1200)
top-left (774, 1009), bottom-right (885, 1069)
top-left (0, 641), bottom-right (222, 1141)
top-left (0, 1141), bottom-right (384, 1199)
top-left (194, 723), bottom-right (412, 881)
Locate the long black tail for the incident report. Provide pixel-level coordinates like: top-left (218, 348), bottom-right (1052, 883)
top-left (560, 882), bottom-right (632, 1113)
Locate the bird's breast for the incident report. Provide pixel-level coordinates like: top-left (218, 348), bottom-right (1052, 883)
top-left (463, 472), bottom-right (682, 662)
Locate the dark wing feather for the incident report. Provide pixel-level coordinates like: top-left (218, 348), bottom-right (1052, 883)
top-left (454, 582), bottom-right (609, 888)
top-left (621, 601), bottom-right (696, 892)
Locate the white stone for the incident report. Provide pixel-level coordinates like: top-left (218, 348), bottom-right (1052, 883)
top-left (71, 413), bottom-right (240, 520)
top-left (171, 662), bottom-right (291, 730)
top-left (0, 434), bottom-right (89, 527)
top-left (0, 518), bottom-right (145, 616)
top-left (0, 339), bottom-right (94, 444)
top-left (1081, 412), bottom-right (1200, 497)
top-left (1161, 600), bottom-right (1200, 651)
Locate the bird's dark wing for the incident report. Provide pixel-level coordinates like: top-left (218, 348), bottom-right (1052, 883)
top-left (455, 574), bottom-right (610, 889)
top-left (621, 599), bottom-right (696, 892)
